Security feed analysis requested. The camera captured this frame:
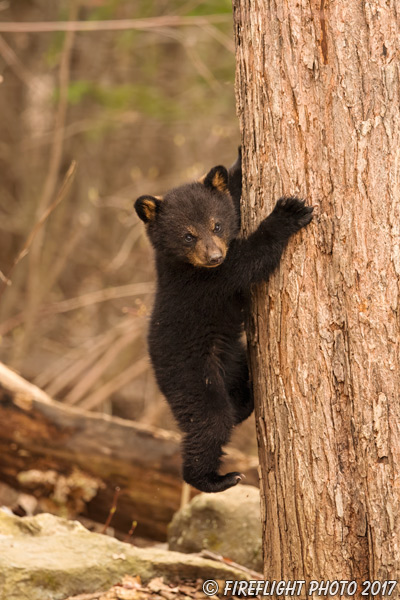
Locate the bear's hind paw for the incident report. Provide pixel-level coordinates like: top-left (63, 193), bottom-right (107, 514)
top-left (184, 470), bottom-right (243, 493)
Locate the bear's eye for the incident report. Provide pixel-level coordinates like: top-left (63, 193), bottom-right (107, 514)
top-left (213, 223), bottom-right (222, 233)
top-left (184, 233), bottom-right (196, 243)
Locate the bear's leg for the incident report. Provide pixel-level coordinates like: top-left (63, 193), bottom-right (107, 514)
top-left (230, 370), bottom-right (254, 425)
top-left (180, 381), bottom-right (242, 493)
top-left (224, 347), bottom-right (254, 425)
top-left (181, 427), bottom-right (242, 493)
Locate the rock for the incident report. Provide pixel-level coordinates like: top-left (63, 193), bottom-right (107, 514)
top-left (168, 484), bottom-right (262, 572)
top-left (0, 511), bottom-right (251, 600)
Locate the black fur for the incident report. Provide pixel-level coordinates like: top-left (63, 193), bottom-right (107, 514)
top-left (134, 149), bottom-right (313, 493)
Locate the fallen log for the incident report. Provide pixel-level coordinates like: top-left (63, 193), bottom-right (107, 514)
top-left (0, 362), bottom-right (258, 540)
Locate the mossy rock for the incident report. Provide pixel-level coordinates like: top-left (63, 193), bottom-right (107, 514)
top-left (168, 485), bottom-right (262, 572)
top-left (0, 511), bottom-right (251, 600)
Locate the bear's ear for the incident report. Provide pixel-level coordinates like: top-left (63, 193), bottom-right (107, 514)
top-left (134, 195), bottom-right (163, 223)
top-left (203, 165), bottom-right (229, 194)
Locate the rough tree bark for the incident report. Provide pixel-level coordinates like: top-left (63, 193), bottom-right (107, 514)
top-left (233, 0), bottom-right (400, 589)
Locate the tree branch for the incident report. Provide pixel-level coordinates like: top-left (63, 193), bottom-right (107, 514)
top-left (0, 15), bottom-right (231, 34)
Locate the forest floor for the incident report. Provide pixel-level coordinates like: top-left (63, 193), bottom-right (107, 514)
top-left (65, 575), bottom-right (221, 600)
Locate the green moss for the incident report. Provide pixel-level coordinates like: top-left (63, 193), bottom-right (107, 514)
top-left (88, 0), bottom-right (121, 20)
top-left (60, 81), bottom-right (178, 119)
top-left (186, 0), bottom-right (232, 15)
top-left (204, 531), bottom-right (223, 551)
top-left (45, 32), bottom-right (67, 68)
top-left (29, 570), bottom-right (60, 591)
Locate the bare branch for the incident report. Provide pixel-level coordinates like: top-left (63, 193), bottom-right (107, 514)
top-left (202, 23), bottom-right (235, 53)
top-left (101, 486), bottom-right (120, 534)
top-left (18, 0), bottom-right (79, 365)
top-left (0, 161), bottom-right (77, 300)
top-left (0, 282), bottom-right (153, 336)
top-left (16, 161), bottom-right (77, 267)
top-left (79, 356), bottom-right (149, 411)
top-left (0, 15), bottom-right (232, 34)
top-left (0, 35), bottom-right (35, 88)
top-left (38, 320), bottom-right (133, 396)
top-left (46, 282), bottom-right (154, 314)
top-left (64, 324), bottom-right (141, 406)
top-left (200, 550), bottom-right (263, 580)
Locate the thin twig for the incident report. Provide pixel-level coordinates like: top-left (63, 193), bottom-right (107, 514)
top-left (15, 161), bottom-right (77, 267)
top-left (123, 520), bottom-right (138, 543)
top-left (0, 35), bottom-right (36, 88)
top-left (64, 594), bottom-right (101, 600)
top-left (0, 161), bottom-right (77, 300)
top-left (199, 550), bottom-right (264, 579)
top-left (40, 226), bottom-right (86, 298)
top-left (106, 225), bottom-right (143, 272)
top-left (20, 112), bottom-right (139, 149)
top-left (40, 321), bottom-right (131, 396)
top-left (184, 44), bottom-right (222, 91)
top-left (64, 324), bottom-right (140, 406)
top-left (180, 482), bottom-right (191, 509)
top-left (0, 281), bottom-right (153, 336)
top-left (40, 330), bottom-right (119, 393)
top-left (156, 23), bottom-right (222, 91)
top-left (0, 271), bottom-right (10, 287)
top-left (101, 486), bottom-right (120, 534)
top-left (79, 356), bottom-right (149, 411)
top-left (0, 15), bottom-right (232, 33)
top-left (18, 0), bottom-right (79, 365)
top-left (46, 282), bottom-right (153, 313)
top-left (202, 23), bottom-right (235, 53)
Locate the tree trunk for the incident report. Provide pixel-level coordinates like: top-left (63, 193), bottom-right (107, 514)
top-left (233, 0), bottom-right (400, 589)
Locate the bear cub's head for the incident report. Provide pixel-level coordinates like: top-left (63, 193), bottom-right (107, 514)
top-left (135, 165), bottom-right (239, 269)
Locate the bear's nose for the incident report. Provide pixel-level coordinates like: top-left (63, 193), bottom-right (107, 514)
top-left (208, 250), bottom-right (223, 265)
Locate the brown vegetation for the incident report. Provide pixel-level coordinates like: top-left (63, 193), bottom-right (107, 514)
top-left (0, 0), bottom-right (256, 453)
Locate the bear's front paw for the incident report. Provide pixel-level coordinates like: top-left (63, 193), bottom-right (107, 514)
top-left (273, 196), bottom-right (314, 231)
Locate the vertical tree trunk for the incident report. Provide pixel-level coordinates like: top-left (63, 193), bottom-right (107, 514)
top-left (233, 0), bottom-right (400, 588)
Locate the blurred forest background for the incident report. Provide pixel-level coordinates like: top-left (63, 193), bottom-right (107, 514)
top-left (0, 0), bottom-right (255, 455)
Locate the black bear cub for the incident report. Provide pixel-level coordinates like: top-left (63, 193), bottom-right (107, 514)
top-left (135, 150), bottom-right (313, 493)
